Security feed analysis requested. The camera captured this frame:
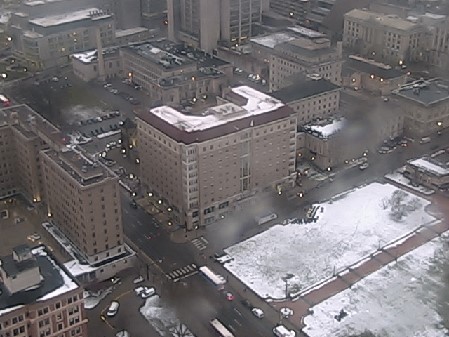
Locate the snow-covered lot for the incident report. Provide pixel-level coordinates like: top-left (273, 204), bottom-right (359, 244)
top-left (140, 296), bottom-right (194, 337)
top-left (303, 237), bottom-right (449, 337)
top-left (224, 183), bottom-right (437, 299)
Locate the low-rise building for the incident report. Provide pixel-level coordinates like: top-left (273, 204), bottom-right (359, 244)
top-left (121, 40), bottom-right (233, 106)
top-left (272, 76), bottom-right (341, 126)
top-left (343, 55), bottom-right (408, 95)
top-left (404, 152), bottom-right (449, 190)
top-left (268, 31), bottom-right (342, 91)
top-left (72, 47), bottom-right (121, 82)
top-left (393, 78), bottom-right (449, 137)
top-left (115, 27), bottom-right (152, 46)
top-left (137, 86), bottom-right (297, 229)
top-left (10, 8), bottom-right (115, 70)
top-left (0, 245), bottom-right (87, 337)
top-left (343, 9), bottom-right (428, 66)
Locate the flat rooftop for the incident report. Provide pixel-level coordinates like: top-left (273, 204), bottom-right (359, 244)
top-left (72, 47), bottom-right (119, 64)
top-left (150, 86), bottom-right (284, 132)
top-left (408, 156), bottom-right (449, 176)
top-left (123, 40), bottom-right (229, 70)
top-left (29, 8), bottom-right (111, 28)
top-left (43, 149), bottom-right (112, 186)
top-left (393, 79), bottom-right (449, 106)
top-left (345, 9), bottom-right (419, 31)
top-left (0, 104), bottom-right (65, 146)
top-left (272, 78), bottom-right (340, 103)
top-left (138, 86), bottom-right (292, 144)
top-left (116, 27), bottom-right (149, 38)
top-left (0, 245), bottom-right (78, 315)
top-left (303, 118), bottom-right (346, 139)
top-left (345, 55), bottom-right (404, 79)
top-left (250, 26), bottom-right (326, 49)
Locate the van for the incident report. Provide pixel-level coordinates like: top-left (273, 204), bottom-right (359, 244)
top-left (273, 325), bottom-right (295, 337)
top-left (420, 137), bottom-right (431, 144)
top-left (106, 301), bottom-right (119, 317)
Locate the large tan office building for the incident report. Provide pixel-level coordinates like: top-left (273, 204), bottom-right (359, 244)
top-left (41, 150), bottom-right (125, 265)
top-left (10, 8), bottom-right (115, 70)
top-left (0, 245), bottom-right (87, 337)
top-left (268, 34), bottom-right (342, 91)
top-left (343, 9), bottom-right (428, 66)
top-left (137, 86), bottom-right (297, 229)
top-left (168, 0), bottom-right (263, 51)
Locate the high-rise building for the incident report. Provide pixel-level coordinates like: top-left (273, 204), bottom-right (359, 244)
top-left (0, 105), bottom-right (65, 202)
top-left (137, 86), bottom-right (296, 229)
top-left (168, 0), bottom-right (263, 51)
top-left (41, 149), bottom-right (125, 265)
top-left (0, 245), bottom-right (87, 337)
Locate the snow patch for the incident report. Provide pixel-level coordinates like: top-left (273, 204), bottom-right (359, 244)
top-left (224, 183), bottom-right (436, 299)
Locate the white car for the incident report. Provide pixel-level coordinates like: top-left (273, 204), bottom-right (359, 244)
top-left (106, 301), bottom-right (119, 317)
top-left (27, 233), bottom-right (41, 242)
top-left (216, 254), bottom-right (233, 264)
top-left (140, 286), bottom-right (156, 299)
top-left (135, 286), bottom-right (155, 298)
top-left (358, 163), bottom-right (369, 170)
top-left (133, 276), bottom-right (144, 284)
top-left (252, 308), bottom-right (264, 318)
top-left (116, 331), bottom-right (130, 337)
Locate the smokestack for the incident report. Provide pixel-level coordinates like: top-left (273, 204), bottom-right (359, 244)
top-left (96, 27), bottom-right (106, 81)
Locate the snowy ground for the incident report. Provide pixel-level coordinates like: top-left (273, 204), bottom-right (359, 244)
top-left (303, 237), bottom-right (449, 337)
top-left (140, 296), bottom-right (194, 337)
top-left (83, 287), bottom-right (113, 309)
top-left (224, 183), bottom-right (437, 299)
top-left (385, 169), bottom-right (434, 195)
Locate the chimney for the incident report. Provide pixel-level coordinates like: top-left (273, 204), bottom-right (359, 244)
top-left (96, 27), bottom-right (106, 81)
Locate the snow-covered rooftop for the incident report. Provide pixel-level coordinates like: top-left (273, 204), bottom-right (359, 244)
top-left (30, 8), bottom-right (110, 27)
top-left (305, 118), bottom-right (346, 139)
top-left (116, 26), bottom-right (148, 38)
top-left (72, 47), bottom-right (118, 64)
top-left (150, 86), bottom-right (284, 132)
top-left (303, 238), bottom-right (447, 337)
top-left (224, 183), bottom-right (436, 299)
top-left (23, 30), bottom-right (43, 38)
top-left (33, 246), bottom-right (78, 300)
top-left (287, 26), bottom-right (325, 38)
top-left (409, 157), bottom-right (449, 176)
top-left (251, 32), bottom-right (296, 49)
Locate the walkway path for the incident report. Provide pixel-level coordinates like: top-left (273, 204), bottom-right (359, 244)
top-left (272, 193), bottom-right (449, 331)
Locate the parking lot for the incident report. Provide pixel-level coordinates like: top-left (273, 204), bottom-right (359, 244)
top-left (0, 197), bottom-right (70, 262)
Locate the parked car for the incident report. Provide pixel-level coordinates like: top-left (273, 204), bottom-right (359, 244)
top-left (106, 301), bottom-right (119, 317)
top-left (358, 163), bottom-right (369, 170)
top-left (133, 276), bottom-right (144, 284)
top-left (115, 330), bottom-right (130, 337)
top-left (27, 233), bottom-right (41, 242)
top-left (135, 286), bottom-right (156, 299)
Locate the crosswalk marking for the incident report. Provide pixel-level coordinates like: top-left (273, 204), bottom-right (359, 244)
top-left (191, 236), bottom-right (208, 251)
top-left (166, 263), bottom-right (198, 282)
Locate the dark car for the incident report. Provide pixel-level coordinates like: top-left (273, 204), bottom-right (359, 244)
top-left (130, 200), bottom-right (138, 209)
top-left (241, 299), bottom-right (252, 309)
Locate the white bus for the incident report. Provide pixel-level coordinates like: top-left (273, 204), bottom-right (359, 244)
top-left (199, 266), bottom-right (226, 289)
top-left (210, 319), bottom-right (234, 337)
top-left (256, 212), bottom-right (277, 225)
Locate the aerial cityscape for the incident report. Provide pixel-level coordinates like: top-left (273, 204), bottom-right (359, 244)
top-left (0, 0), bottom-right (448, 336)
